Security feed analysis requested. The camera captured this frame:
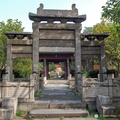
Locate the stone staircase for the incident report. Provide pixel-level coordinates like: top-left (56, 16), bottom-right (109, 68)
top-left (22, 80), bottom-right (89, 118)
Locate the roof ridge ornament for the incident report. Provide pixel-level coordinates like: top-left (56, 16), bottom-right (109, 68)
top-left (37, 3), bottom-right (44, 14)
top-left (72, 4), bottom-right (78, 12)
top-left (40, 3), bottom-right (44, 10)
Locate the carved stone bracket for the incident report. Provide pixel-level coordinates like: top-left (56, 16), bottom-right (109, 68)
top-left (5, 32), bottom-right (32, 40)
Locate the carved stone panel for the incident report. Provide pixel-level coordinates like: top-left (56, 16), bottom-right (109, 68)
top-left (39, 40), bottom-right (74, 47)
top-left (39, 30), bottom-right (75, 40)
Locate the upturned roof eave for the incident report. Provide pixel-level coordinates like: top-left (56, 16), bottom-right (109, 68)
top-left (29, 12), bottom-right (86, 23)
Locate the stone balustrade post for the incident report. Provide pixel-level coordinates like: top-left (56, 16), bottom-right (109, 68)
top-left (117, 74), bottom-right (120, 81)
top-left (108, 74), bottom-right (113, 98)
top-left (82, 74), bottom-right (86, 102)
top-left (2, 74), bottom-right (9, 98)
top-left (30, 74), bottom-right (35, 102)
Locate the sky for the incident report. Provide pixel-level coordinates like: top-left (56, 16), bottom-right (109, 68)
top-left (0, 0), bottom-right (107, 32)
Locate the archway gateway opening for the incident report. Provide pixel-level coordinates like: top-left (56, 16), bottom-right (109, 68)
top-left (39, 53), bottom-right (74, 80)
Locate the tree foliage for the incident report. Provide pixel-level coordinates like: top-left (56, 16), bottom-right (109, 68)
top-left (49, 62), bottom-right (56, 71)
top-left (0, 19), bottom-right (24, 77)
top-left (83, 27), bottom-right (94, 34)
top-left (92, 19), bottom-right (111, 33)
top-left (102, 0), bottom-right (120, 24)
top-left (13, 58), bottom-right (32, 78)
top-left (93, 19), bottom-right (120, 73)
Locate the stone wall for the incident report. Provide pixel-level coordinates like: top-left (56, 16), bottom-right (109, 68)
top-left (82, 74), bottom-right (120, 102)
top-left (0, 74), bottom-right (35, 102)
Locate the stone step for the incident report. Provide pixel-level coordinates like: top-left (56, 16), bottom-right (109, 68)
top-left (18, 100), bottom-right (86, 111)
top-left (29, 108), bottom-right (89, 118)
top-left (47, 80), bottom-right (68, 84)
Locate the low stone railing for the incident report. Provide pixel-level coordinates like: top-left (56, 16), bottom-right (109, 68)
top-left (0, 73), bottom-right (35, 102)
top-left (82, 74), bottom-right (120, 102)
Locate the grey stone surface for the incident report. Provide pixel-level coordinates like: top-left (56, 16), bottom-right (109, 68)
top-left (0, 108), bottom-right (13, 120)
top-left (100, 105), bottom-right (116, 116)
top-left (29, 108), bottom-right (89, 118)
top-left (2, 97), bottom-right (18, 116)
top-left (96, 95), bottom-right (116, 116)
top-left (36, 84), bottom-right (81, 101)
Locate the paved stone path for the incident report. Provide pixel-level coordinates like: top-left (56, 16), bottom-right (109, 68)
top-left (36, 83), bottom-right (81, 101)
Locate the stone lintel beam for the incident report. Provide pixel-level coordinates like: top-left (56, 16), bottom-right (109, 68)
top-left (38, 23), bottom-right (80, 29)
top-left (5, 31), bottom-right (32, 40)
top-left (29, 12), bottom-right (86, 23)
top-left (81, 41), bottom-right (104, 46)
top-left (7, 40), bottom-right (32, 45)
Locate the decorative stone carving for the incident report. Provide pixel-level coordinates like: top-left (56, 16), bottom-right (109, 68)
top-left (27, 34), bottom-right (33, 39)
top-left (16, 35), bottom-right (24, 39)
top-left (72, 4), bottom-right (78, 12)
top-left (47, 19), bottom-right (54, 23)
top-left (60, 19), bottom-right (67, 24)
top-left (6, 34), bottom-right (15, 39)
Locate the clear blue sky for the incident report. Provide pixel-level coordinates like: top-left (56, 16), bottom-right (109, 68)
top-left (0, 0), bottom-right (107, 32)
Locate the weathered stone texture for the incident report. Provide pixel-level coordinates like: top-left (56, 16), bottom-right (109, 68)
top-left (12, 46), bottom-right (32, 53)
top-left (39, 30), bottom-right (75, 39)
top-left (2, 97), bottom-right (18, 116)
top-left (37, 4), bottom-right (78, 17)
top-left (96, 95), bottom-right (115, 116)
top-left (0, 108), bottom-right (13, 120)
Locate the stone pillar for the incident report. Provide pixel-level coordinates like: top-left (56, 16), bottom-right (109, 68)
top-left (43, 59), bottom-right (47, 80)
top-left (32, 22), bottom-right (39, 74)
top-left (67, 59), bottom-right (70, 79)
top-left (75, 24), bottom-right (82, 92)
top-left (7, 42), bottom-right (12, 81)
top-left (46, 60), bottom-right (49, 79)
top-left (64, 60), bottom-right (68, 79)
top-left (32, 22), bottom-right (39, 91)
top-left (100, 42), bottom-right (106, 82)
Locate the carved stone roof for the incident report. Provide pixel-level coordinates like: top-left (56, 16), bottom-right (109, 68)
top-left (29, 4), bottom-right (86, 23)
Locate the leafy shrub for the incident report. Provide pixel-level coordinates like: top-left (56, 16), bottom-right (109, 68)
top-left (16, 109), bottom-right (24, 116)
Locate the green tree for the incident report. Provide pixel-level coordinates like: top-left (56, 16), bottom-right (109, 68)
top-left (105, 24), bottom-right (120, 73)
top-left (93, 19), bottom-right (120, 73)
top-left (93, 19), bottom-right (111, 33)
top-left (102, 0), bottom-right (120, 24)
top-left (49, 62), bottom-right (56, 71)
top-left (83, 27), bottom-right (94, 34)
top-left (13, 58), bottom-right (32, 78)
top-left (0, 19), bottom-right (24, 77)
